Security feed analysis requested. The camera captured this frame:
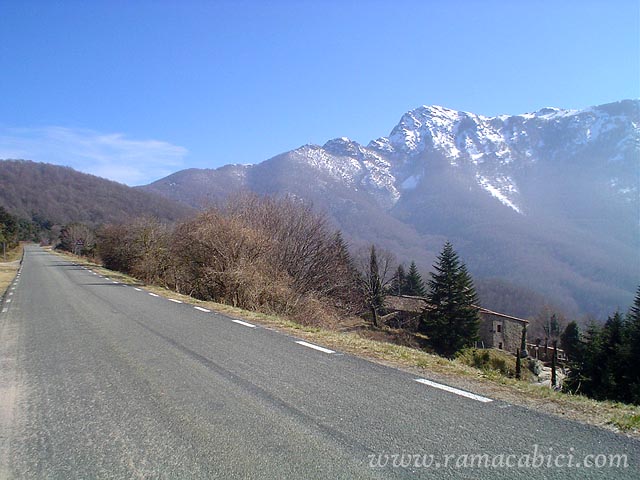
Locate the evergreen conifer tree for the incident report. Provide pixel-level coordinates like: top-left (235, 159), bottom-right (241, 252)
top-left (363, 245), bottom-right (384, 327)
top-left (560, 321), bottom-right (581, 362)
top-left (624, 287), bottom-right (640, 403)
top-left (390, 264), bottom-right (406, 296)
top-left (404, 261), bottom-right (426, 296)
top-left (421, 242), bottom-right (480, 357)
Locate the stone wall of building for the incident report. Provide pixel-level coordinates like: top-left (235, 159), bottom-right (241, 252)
top-left (478, 309), bottom-right (528, 354)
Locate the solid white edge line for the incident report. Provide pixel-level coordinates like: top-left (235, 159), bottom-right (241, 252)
top-left (415, 378), bottom-right (493, 403)
top-left (194, 306), bottom-right (210, 312)
top-left (168, 299), bottom-right (183, 303)
top-left (148, 293), bottom-right (160, 297)
top-left (232, 319), bottom-right (256, 328)
top-left (295, 341), bottom-right (335, 354)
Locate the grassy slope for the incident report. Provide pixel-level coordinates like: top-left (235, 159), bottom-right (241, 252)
top-left (0, 244), bottom-right (23, 297)
top-left (51, 249), bottom-right (640, 438)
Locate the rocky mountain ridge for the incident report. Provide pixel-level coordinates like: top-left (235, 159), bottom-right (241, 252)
top-left (143, 99), bottom-right (639, 317)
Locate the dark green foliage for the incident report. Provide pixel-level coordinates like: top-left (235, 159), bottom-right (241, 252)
top-left (404, 261), bottom-right (426, 296)
top-left (560, 321), bottom-right (581, 362)
top-left (421, 241), bottom-right (480, 357)
top-left (0, 206), bottom-right (19, 248)
top-left (543, 313), bottom-right (562, 342)
top-left (623, 287), bottom-right (640, 402)
top-left (515, 348), bottom-right (522, 380)
top-left (564, 293), bottom-right (640, 404)
top-left (326, 231), bottom-right (363, 314)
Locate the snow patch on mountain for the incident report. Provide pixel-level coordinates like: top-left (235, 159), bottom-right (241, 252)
top-left (476, 175), bottom-right (522, 213)
top-left (323, 138), bottom-right (400, 207)
top-left (293, 145), bottom-right (362, 185)
top-left (284, 100), bottom-right (636, 217)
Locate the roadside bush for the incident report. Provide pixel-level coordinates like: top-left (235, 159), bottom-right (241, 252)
top-left (95, 194), bottom-right (363, 327)
top-left (457, 348), bottom-right (533, 380)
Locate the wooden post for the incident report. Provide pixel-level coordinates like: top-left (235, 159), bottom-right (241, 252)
top-left (551, 340), bottom-right (558, 388)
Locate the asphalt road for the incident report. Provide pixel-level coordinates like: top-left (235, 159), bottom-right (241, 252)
top-left (0, 246), bottom-right (638, 479)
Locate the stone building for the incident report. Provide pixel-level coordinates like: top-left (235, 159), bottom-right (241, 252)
top-left (476, 307), bottom-right (528, 353)
top-left (383, 295), bottom-right (528, 354)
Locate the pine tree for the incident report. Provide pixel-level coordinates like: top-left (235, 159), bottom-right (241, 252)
top-left (624, 286), bottom-right (640, 403)
top-left (390, 264), bottom-right (406, 296)
top-left (560, 321), bottom-right (581, 362)
top-left (421, 241), bottom-right (480, 357)
top-left (363, 245), bottom-right (384, 327)
top-left (564, 313), bottom-right (629, 402)
top-left (327, 231), bottom-right (360, 313)
top-left (404, 261), bottom-right (426, 296)
top-left (599, 311), bottom-right (626, 400)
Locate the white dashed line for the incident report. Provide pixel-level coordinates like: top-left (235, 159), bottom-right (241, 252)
top-left (295, 341), bottom-right (335, 354)
top-left (232, 319), bottom-right (256, 328)
top-left (134, 288), bottom-right (142, 292)
top-left (112, 281), bottom-right (119, 284)
top-left (194, 306), bottom-right (210, 313)
top-left (148, 293), bottom-right (160, 297)
top-left (1, 308), bottom-right (7, 313)
top-left (414, 378), bottom-right (493, 403)
top-left (8, 292), bottom-right (13, 296)
top-left (168, 299), bottom-right (183, 304)
top-left (6, 299), bottom-right (11, 303)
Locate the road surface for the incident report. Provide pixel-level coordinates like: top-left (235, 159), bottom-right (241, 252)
top-left (0, 246), bottom-right (637, 478)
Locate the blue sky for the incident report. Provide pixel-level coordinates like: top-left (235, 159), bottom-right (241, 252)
top-left (1, 0), bottom-right (638, 185)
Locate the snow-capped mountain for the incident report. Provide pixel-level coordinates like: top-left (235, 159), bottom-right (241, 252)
top-left (367, 100), bottom-right (638, 216)
top-left (142, 99), bottom-right (639, 318)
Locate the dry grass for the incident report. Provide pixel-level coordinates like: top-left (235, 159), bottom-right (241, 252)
top-left (0, 244), bottom-right (23, 297)
top-left (53, 249), bottom-right (640, 438)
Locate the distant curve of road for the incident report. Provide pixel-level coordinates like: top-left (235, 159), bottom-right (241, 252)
top-left (0, 246), bottom-right (637, 479)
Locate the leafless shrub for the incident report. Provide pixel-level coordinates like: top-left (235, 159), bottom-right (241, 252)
top-left (59, 222), bottom-right (96, 256)
top-left (97, 194), bottom-right (362, 327)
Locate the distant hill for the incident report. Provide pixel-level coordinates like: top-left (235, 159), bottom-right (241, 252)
top-left (0, 160), bottom-right (194, 226)
top-left (141, 100), bottom-right (639, 318)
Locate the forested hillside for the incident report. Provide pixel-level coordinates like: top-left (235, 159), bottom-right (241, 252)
top-left (0, 160), bottom-right (193, 228)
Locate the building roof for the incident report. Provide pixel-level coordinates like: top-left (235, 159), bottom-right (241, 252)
top-left (383, 295), bottom-right (529, 324)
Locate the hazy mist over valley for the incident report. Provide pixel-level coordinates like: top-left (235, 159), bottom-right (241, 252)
top-left (139, 100), bottom-right (639, 318)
